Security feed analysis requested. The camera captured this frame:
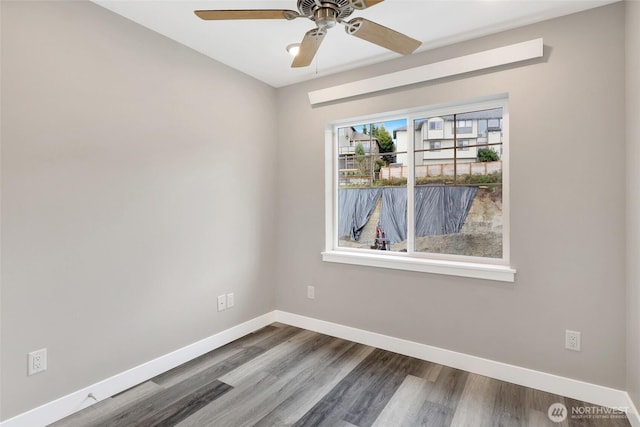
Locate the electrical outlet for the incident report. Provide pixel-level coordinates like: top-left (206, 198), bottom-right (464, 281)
top-left (227, 293), bottom-right (234, 308)
top-left (307, 286), bottom-right (315, 300)
top-left (565, 330), bottom-right (581, 351)
top-left (217, 294), bottom-right (227, 311)
top-left (28, 348), bottom-right (47, 375)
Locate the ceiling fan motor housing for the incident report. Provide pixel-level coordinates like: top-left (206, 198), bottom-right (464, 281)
top-left (297, 0), bottom-right (354, 21)
top-left (315, 7), bottom-right (338, 29)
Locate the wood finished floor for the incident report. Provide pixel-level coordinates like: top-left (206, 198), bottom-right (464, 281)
top-left (51, 323), bottom-right (631, 427)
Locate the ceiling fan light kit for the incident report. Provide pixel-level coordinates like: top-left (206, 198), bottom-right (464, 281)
top-left (195, 0), bottom-right (422, 68)
top-left (286, 43), bottom-right (301, 56)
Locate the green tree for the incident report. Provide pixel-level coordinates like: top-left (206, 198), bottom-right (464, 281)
top-left (375, 124), bottom-right (393, 151)
top-left (355, 143), bottom-right (367, 175)
top-left (374, 124), bottom-right (396, 165)
top-left (477, 148), bottom-right (500, 162)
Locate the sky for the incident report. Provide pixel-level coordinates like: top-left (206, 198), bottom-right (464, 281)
top-left (354, 118), bottom-right (407, 141)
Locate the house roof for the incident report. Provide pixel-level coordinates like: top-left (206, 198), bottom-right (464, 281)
top-left (441, 108), bottom-right (503, 121)
top-left (393, 108), bottom-right (503, 137)
top-left (393, 127), bottom-right (407, 139)
top-left (348, 128), bottom-right (379, 143)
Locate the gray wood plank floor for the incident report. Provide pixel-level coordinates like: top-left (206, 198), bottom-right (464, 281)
top-left (51, 324), bottom-right (631, 427)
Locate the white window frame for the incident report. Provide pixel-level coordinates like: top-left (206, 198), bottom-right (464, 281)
top-left (322, 95), bottom-right (516, 282)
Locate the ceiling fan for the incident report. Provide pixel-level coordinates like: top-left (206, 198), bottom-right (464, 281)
top-left (194, 0), bottom-right (422, 68)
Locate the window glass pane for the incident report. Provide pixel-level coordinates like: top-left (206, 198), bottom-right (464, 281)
top-left (413, 108), bottom-right (503, 258)
top-left (337, 119), bottom-right (407, 252)
top-left (455, 119), bottom-right (473, 134)
top-left (478, 119), bottom-right (488, 138)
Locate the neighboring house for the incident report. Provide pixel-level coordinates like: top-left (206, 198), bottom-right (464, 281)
top-left (338, 126), bottom-right (380, 173)
top-left (394, 108), bottom-right (503, 166)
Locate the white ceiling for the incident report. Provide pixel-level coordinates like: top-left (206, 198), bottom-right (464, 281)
top-left (92, 0), bottom-right (617, 88)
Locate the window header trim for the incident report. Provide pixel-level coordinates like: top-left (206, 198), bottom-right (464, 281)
top-left (308, 38), bottom-right (543, 105)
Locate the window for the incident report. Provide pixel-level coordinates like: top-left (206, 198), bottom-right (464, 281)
top-left (488, 118), bottom-right (501, 130)
top-left (455, 119), bottom-right (473, 134)
top-left (429, 120), bottom-right (443, 130)
top-left (478, 119), bottom-right (488, 137)
top-left (324, 97), bottom-right (514, 282)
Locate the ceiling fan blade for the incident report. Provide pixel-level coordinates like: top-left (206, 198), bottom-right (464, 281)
top-left (194, 10), bottom-right (297, 20)
top-left (345, 18), bottom-right (421, 55)
top-left (292, 29), bottom-right (326, 68)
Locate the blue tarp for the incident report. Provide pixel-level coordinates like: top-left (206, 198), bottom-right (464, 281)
top-left (379, 187), bottom-right (407, 244)
top-left (414, 186), bottom-right (478, 238)
top-left (338, 186), bottom-right (477, 244)
top-left (338, 188), bottom-right (382, 241)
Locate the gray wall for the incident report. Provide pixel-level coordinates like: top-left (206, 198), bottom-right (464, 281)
top-left (275, 3), bottom-right (627, 389)
top-left (626, 0), bottom-right (640, 410)
top-left (0, 1), bottom-right (278, 420)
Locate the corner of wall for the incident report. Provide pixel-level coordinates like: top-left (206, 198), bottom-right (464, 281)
top-left (626, 0), bottom-right (640, 410)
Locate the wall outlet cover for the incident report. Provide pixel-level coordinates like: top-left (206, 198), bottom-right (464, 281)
top-left (565, 330), bottom-right (581, 351)
top-left (217, 295), bottom-right (227, 311)
top-left (28, 348), bottom-right (47, 375)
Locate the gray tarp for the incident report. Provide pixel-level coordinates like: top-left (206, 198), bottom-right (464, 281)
top-left (338, 188), bottom-right (382, 241)
top-left (414, 186), bottom-right (478, 239)
top-left (338, 186), bottom-right (477, 244)
top-left (379, 187), bottom-right (407, 244)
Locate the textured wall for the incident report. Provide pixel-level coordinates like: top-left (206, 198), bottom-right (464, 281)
top-left (626, 0), bottom-right (640, 411)
top-left (275, 3), bottom-right (626, 389)
top-left (0, 1), bottom-right (277, 420)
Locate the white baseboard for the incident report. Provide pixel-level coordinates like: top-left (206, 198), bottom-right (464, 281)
top-left (629, 401), bottom-right (640, 427)
top-left (273, 310), bottom-right (640, 425)
top-left (0, 312), bottom-right (276, 427)
top-left (3, 309), bottom-right (638, 426)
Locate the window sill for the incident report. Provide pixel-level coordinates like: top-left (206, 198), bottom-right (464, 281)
top-left (321, 250), bottom-right (516, 282)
